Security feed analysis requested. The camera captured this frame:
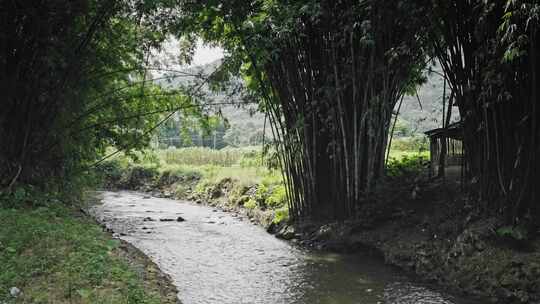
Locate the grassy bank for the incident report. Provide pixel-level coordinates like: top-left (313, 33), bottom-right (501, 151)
top-left (98, 147), bottom-right (289, 227)
top-left (0, 192), bottom-right (177, 303)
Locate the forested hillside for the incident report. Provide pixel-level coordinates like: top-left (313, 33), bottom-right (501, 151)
top-left (156, 59), bottom-right (452, 145)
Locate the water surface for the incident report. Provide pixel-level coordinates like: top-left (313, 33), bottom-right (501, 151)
top-left (92, 191), bottom-right (474, 304)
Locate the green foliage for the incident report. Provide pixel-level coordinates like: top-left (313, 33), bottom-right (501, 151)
top-left (174, 184), bottom-right (190, 198)
top-left (0, 203), bottom-right (161, 303)
top-left (254, 184), bottom-right (269, 207)
top-left (266, 185), bottom-right (287, 209)
top-left (0, 185), bottom-right (64, 209)
top-left (1, 0), bottom-right (202, 191)
top-left (244, 199), bottom-right (258, 210)
top-left (386, 155), bottom-right (429, 178)
top-left (273, 206), bottom-right (290, 224)
top-left (390, 136), bottom-right (429, 152)
top-left (95, 160), bottom-right (125, 188)
top-left (496, 226), bottom-right (529, 241)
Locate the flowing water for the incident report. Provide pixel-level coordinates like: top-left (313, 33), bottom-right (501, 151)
top-left (92, 191), bottom-right (475, 304)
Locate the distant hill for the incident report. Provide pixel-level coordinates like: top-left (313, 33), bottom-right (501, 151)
top-left (155, 60), bottom-right (455, 142)
top-left (399, 65), bottom-right (459, 134)
top-left (155, 59), bottom-right (265, 129)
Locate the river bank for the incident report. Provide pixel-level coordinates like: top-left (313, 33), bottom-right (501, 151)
top-left (92, 190), bottom-right (475, 304)
top-left (101, 164), bottom-right (540, 304)
top-left (0, 193), bottom-right (179, 303)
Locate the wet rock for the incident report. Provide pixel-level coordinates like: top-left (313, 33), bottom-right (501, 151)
top-left (159, 218), bottom-right (175, 222)
top-left (143, 217), bottom-right (155, 222)
top-left (9, 287), bottom-right (21, 298)
top-left (266, 222), bottom-right (279, 234)
top-left (142, 227), bottom-right (149, 230)
top-left (176, 216), bottom-right (185, 222)
top-left (276, 225), bottom-right (296, 240)
top-left (211, 187), bottom-right (222, 198)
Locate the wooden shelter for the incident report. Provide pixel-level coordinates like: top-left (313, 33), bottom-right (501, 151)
top-left (425, 122), bottom-right (465, 180)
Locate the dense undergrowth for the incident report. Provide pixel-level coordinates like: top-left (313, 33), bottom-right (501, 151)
top-left (97, 147), bottom-right (290, 226)
top-left (0, 190), bottom-right (169, 303)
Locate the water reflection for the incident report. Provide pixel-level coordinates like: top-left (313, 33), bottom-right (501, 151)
top-left (92, 191), bottom-right (474, 304)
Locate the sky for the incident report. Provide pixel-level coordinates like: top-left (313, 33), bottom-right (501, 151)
top-left (191, 43), bottom-right (224, 66)
top-left (155, 37), bottom-right (224, 68)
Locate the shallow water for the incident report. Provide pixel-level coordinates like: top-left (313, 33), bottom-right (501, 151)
top-left (92, 191), bottom-right (475, 304)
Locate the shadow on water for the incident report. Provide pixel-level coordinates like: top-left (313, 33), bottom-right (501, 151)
top-left (92, 191), bottom-right (477, 304)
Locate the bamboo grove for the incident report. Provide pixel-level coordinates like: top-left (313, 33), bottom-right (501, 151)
top-left (248, 1), bottom-right (426, 220)
top-left (179, 0), bottom-right (540, 226)
top-left (425, 1), bottom-right (540, 226)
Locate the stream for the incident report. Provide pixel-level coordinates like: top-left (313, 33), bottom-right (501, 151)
top-left (91, 191), bottom-right (476, 304)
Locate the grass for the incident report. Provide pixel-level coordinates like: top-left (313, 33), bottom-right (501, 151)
top-left (156, 146), bottom-right (262, 167)
top-left (387, 149), bottom-right (429, 160)
top-left (0, 201), bottom-right (165, 303)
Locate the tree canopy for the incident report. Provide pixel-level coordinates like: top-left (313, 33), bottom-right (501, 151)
top-left (1, 0), bottom-right (539, 228)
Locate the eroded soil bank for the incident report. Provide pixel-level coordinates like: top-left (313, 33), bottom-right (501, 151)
top-left (102, 172), bottom-right (540, 304)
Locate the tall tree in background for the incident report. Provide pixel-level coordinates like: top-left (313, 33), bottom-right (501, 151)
top-left (176, 0), bottom-right (427, 220)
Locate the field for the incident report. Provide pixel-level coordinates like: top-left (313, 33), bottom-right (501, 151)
top-left (105, 137), bottom-right (429, 195)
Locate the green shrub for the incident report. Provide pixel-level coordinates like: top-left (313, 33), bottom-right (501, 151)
top-left (95, 160), bottom-right (124, 187)
top-left (273, 206), bottom-right (289, 224)
top-left (496, 226), bottom-right (528, 241)
top-left (390, 136), bottom-right (429, 152)
top-left (386, 155), bottom-right (429, 177)
top-left (158, 167), bottom-right (202, 187)
top-left (174, 184), bottom-right (190, 198)
top-left (266, 185), bottom-right (287, 209)
top-left (255, 184), bottom-right (269, 206)
top-left (244, 199), bottom-right (257, 209)
top-left (120, 165), bottom-right (159, 188)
